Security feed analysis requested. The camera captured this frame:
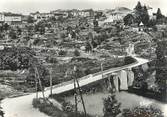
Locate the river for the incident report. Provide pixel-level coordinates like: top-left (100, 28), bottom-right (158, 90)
top-left (65, 91), bottom-right (167, 117)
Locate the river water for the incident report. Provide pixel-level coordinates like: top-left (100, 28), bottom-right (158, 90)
top-left (65, 91), bottom-right (167, 117)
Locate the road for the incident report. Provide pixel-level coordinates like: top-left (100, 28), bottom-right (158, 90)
top-left (1, 57), bottom-right (156, 117)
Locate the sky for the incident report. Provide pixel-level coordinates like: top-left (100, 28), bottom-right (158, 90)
top-left (0, 0), bottom-right (167, 15)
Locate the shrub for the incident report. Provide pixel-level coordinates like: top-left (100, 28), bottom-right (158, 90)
top-left (0, 47), bottom-right (35, 71)
top-left (32, 98), bottom-right (93, 117)
top-left (32, 98), bottom-right (67, 117)
top-left (124, 56), bottom-right (136, 65)
top-left (58, 50), bottom-right (67, 56)
top-left (74, 49), bottom-right (80, 57)
top-left (103, 95), bottom-right (121, 117)
top-left (122, 106), bottom-right (164, 117)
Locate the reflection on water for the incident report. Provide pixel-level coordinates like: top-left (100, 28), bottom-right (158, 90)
top-left (65, 91), bottom-right (167, 116)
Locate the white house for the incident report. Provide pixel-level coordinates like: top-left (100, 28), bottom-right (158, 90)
top-left (0, 13), bottom-right (5, 22)
top-left (68, 9), bottom-right (94, 17)
top-left (0, 12), bottom-right (22, 25)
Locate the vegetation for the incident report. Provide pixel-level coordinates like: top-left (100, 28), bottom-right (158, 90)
top-left (124, 56), bottom-right (136, 65)
top-left (103, 95), bottom-right (163, 117)
top-left (103, 95), bottom-right (121, 117)
top-left (155, 41), bottom-right (167, 101)
top-left (27, 16), bottom-right (34, 23)
top-left (74, 49), bottom-right (80, 57)
top-left (58, 50), bottom-right (67, 56)
top-left (0, 47), bottom-right (35, 71)
top-left (134, 2), bottom-right (149, 25)
top-left (47, 56), bottom-right (135, 86)
top-left (156, 8), bottom-right (165, 24)
top-left (32, 98), bottom-right (93, 117)
top-left (32, 98), bottom-right (66, 117)
top-left (124, 1), bottom-right (166, 26)
top-left (122, 106), bottom-right (164, 117)
top-left (9, 29), bottom-right (17, 39)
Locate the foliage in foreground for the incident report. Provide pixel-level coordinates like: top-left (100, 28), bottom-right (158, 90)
top-left (122, 106), bottom-right (164, 117)
top-left (103, 95), bottom-right (164, 117)
top-left (103, 95), bottom-right (121, 117)
top-left (33, 98), bottom-right (66, 117)
top-left (32, 98), bottom-right (93, 117)
top-left (0, 47), bottom-right (35, 71)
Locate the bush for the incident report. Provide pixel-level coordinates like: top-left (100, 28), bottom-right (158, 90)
top-left (33, 98), bottom-right (93, 117)
top-left (32, 98), bottom-right (66, 117)
top-left (0, 47), bottom-right (35, 71)
top-left (74, 49), bottom-right (80, 57)
top-left (122, 106), bottom-right (164, 117)
top-left (103, 95), bottom-right (121, 117)
top-left (58, 50), bottom-right (67, 56)
top-left (124, 56), bottom-right (136, 65)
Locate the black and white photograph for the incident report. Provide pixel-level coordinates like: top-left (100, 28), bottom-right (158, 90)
top-left (0, 0), bottom-right (167, 117)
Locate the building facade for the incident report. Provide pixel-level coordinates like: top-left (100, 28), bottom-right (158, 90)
top-left (0, 12), bottom-right (22, 25)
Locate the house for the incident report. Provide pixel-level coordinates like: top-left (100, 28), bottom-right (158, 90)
top-left (50, 10), bottom-right (68, 19)
top-left (0, 13), bottom-right (5, 23)
top-left (67, 9), bottom-right (79, 17)
top-left (4, 13), bottom-right (22, 25)
top-left (68, 9), bottom-right (94, 18)
top-left (30, 12), bottom-right (54, 21)
top-left (0, 12), bottom-right (22, 25)
top-left (21, 15), bottom-right (29, 24)
top-left (79, 9), bottom-right (94, 17)
top-left (139, 21), bottom-right (144, 31)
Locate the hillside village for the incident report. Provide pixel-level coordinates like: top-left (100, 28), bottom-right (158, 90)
top-left (0, 1), bottom-right (167, 117)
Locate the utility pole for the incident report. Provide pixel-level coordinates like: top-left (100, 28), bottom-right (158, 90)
top-left (50, 67), bottom-right (53, 97)
top-left (35, 67), bottom-right (46, 100)
top-left (100, 58), bottom-right (105, 78)
top-left (35, 74), bottom-right (38, 99)
top-left (101, 62), bottom-right (103, 78)
top-left (73, 66), bottom-right (87, 117)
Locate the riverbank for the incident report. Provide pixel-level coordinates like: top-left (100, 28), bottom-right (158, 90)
top-left (0, 57), bottom-right (149, 117)
top-left (50, 82), bottom-right (167, 117)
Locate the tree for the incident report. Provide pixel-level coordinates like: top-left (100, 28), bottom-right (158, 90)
top-left (155, 41), bottom-right (167, 101)
top-left (9, 29), bottom-right (17, 39)
top-left (103, 95), bottom-right (121, 117)
top-left (58, 50), bottom-right (67, 56)
top-left (133, 2), bottom-right (150, 25)
top-left (74, 49), bottom-right (80, 57)
top-left (34, 21), bottom-right (45, 34)
top-left (57, 16), bottom-right (64, 23)
top-left (156, 8), bottom-right (163, 20)
top-left (156, 8), bottom-right (165, 24)
top-left (27, 16), bottom-right (34, 23)
top-left (67, 26), bottom-right (72, 34)
top-left (135, 1), bottom-right (142, 11)
top-left (123, 14), bottom-right (134, 25)
top-left (16, 26), bottom-right (22, 35)
top-left (93, 19), bottom-right (98, 27)
top-left (3, 23), bottom-right (9, 31)
top-left (141, 5), bottom-right (149, 25)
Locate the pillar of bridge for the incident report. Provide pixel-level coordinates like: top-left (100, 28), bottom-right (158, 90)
top-left (107, 75), bottom-right (114, 93)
